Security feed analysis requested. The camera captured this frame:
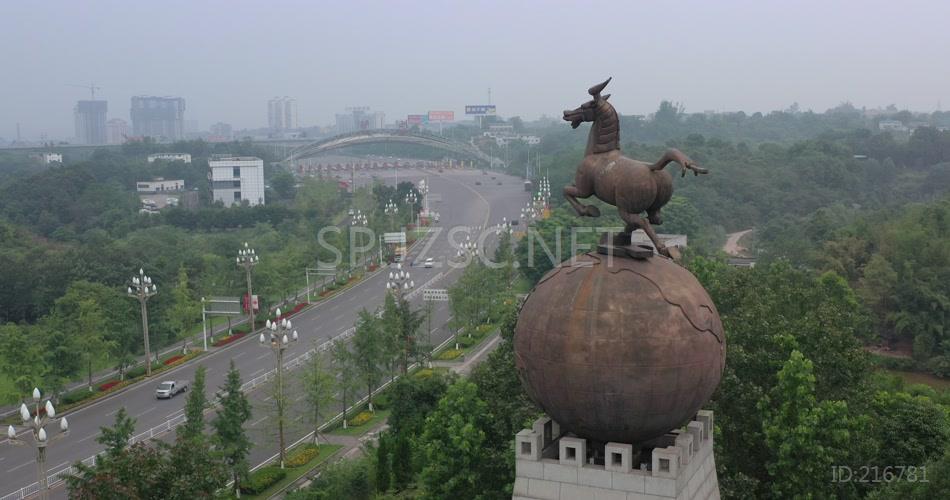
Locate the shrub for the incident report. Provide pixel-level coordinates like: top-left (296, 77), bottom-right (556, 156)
top-left (285, 444), bottom-right (320, 467)
top-left (436, 349), bottom-right (463, 361)
top-left (413, 368), bottom-right (434, 379)
top-left (241, 466), bottom-right (287, 495)
top-left (457, 336), bottom-right (478, 348)
top-left (348, 410), bottom-right (373, 427)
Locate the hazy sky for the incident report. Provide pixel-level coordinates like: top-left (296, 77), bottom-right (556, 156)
top-left (4, 0), bottom-right (950, 140)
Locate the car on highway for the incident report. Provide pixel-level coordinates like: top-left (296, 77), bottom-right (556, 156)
top-left (497, 181), bottom-right (502, 185)
top-left (424, 257), bottom-right (434, 268)
top-left (475, 181), bottom-right (482, 185)
top-left (155, 380), bottom-right (188, 399)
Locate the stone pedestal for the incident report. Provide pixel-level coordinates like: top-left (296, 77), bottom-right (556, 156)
top-left (513, 411), bottom-right (719, 500)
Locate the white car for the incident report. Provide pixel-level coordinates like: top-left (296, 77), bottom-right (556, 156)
top-left (424, 258), bottom-right (434, 268)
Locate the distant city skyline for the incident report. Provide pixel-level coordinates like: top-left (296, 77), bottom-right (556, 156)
top-left (3, 0), bottom-right (950, 140)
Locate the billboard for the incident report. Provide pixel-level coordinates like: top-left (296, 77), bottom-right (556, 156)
top-left (428, 110), bottom-right (455, 122)
top-left (407, 114), bottom-right (427, 125)
top-left (465, 104), bottom-right (496, 116)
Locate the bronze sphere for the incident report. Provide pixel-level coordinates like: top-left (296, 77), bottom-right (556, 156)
top-left (514, 251), bottom-right (725, 444)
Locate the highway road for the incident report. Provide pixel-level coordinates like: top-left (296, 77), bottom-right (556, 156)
top-left (0, 167), bottom-right (529, 499)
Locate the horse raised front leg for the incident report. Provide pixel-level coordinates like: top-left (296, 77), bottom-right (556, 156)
top-left (563, 184), bottom-right (600, 217)
top-left (650, 148), bottom-right (709, 176)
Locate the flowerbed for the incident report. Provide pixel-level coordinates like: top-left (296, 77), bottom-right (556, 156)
top-left (436, 349), bottom-right (463, 361)
top-left (163, 355), bottom-right (184, 366)
top-left (285, 444), bottom-right (321, 467)
top-left (212, 332), bottom-right (246, 347)
top-left (348, 410), bottom-right (373, 427)
top-left (99, 380), bottom-right (122, 391)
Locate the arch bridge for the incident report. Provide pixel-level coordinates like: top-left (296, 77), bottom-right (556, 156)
top-left (282, 129), bottom-right (496, 167)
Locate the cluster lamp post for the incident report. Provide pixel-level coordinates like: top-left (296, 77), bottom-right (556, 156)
top-left (259, 310), bottom-right (298, 468)
top-left (127, 268), bottom-right (158, 377)
top-left (6, 388), bottom-right (69, 500)
top-left (237, 242), bottom-right (260, 331)
top-left (384, 199), bottom-right (398, 231)
top-left (386, 263), bottom-right (415, 374)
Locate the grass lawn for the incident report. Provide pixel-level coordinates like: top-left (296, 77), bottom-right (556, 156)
top-left (329, 408), bottom-right (391, 437)
top-left (242, 443), bottom-right (342, 500)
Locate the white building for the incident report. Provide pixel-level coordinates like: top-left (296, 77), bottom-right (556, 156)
top-left (268, 97), bottom-right (298, 131)
top-left (209, 156), bottom-right (265, 207)
top-left (34, 152), bottom-right (63, 164)
top-left (878, 119), bottom-right (908, 132)
top-left (136, 178), bottom-right (184, 193)
top-left (147, 153), bottom-right (192, 163)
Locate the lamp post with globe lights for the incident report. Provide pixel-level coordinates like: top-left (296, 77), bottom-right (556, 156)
top-left (127, 268), bottom-right (158, 377)
top-left (384, 199), bottom-right (398, 231)
top-left (259, 310), bottom-right (298, 468)
top-left (405, 191), bottom-right (418, 227)
top-left (386, 263), bottom-right (416, 374)
top-left (350, 209), bottom-right (368, 269)
top-left (6, 388), bottom-right (69, 500)
top-left (237, 242), bottom-right (260, 332)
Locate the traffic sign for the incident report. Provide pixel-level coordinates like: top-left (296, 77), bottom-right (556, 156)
top-left (423, 288), bottom-right (449, 302)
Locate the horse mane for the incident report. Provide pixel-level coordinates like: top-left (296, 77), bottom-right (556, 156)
top-left (590, 100), bottom-right (620, 154)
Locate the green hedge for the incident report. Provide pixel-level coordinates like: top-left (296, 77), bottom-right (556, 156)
top-left (241, 466), bottom-right (287, 494)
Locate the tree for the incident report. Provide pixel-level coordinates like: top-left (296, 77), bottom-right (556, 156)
top-left (0, 323), bottom-right (46, 403)
top-left (99, 407), bottom-right (137, 458)
top-left (375, 433), bottom-right (391, 493)
top-left (179, 365), bottom-right (207, 440)
top-left (759, 350), bottom-right (852, 500)
top-left (160, 434), bottom-right (228, 500)
top-left (351, 309), bottom-right (385, 411)
top-left (418, 380), bottom-right (494, 500)
top-left (868, 390), bottom-right (949, 469)
top-left (165, 265), bottom-right (199, 341)
top-left (270, 170), bottom-right (297, 201)
top-left (212, 359), bottom-right (252, 497)
top-left (330, 338), bottom-right (357, 428)
top-left (302, 348), bottom-right (335, 444)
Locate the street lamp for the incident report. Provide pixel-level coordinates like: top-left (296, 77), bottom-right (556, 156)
top-left (127, 268), bottom-right (157, 377)
top-left (259, 309), bottom-right (298, 469)
top-left (351, 210), bottom-right (368, 268)
top-left (237, 242), bottom-right (260, 332)
top-left (456, 235), bottom-right (478, 261)
top-left (405, 191), bottom-right (418, 227)
top-left (384, 199), bottom-right (398, 230)
top-left (6, 388), bottom-right (69, 500)
top-left (385, 263), bottom-right (415, 374)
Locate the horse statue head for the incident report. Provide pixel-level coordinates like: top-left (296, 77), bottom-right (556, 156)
top-left (563, 77), bottom-right (619, 155)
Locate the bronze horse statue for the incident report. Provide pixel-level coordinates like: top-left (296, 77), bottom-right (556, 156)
top-left (563, 77), bottom-right (707, 258)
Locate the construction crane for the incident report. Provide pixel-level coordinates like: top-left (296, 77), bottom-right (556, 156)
top-left (67, 83), bottom-right (102, 100)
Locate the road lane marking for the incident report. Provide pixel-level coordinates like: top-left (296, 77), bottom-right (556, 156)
top-left (231, 352), bottom-right (246, 360)
top-left (256, 353), bottom-right (269, 360)
top-left (105, 408), bottom-right (119, 417)
top-left (133, 406), bottom-right (155, 419)
top-left (77, 433), bottom-right (100, 443)
top-left (6, 461), bottom-right (31, 473)
top-left (251, 416), bottom-right (269, 426)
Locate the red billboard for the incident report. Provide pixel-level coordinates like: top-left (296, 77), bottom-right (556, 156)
top-left (407, 114), bottom-right (426, 125)
top-left (427, 110), bottom-right (455, 122)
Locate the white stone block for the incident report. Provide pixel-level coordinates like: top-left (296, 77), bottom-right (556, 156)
top-left (559, 436), bottom-right (586, 467)
top-left (612, 470), bottom-right (646, 493)
top-left (644, 475), bottom-right (677, 497)
top-left (517, 428), bottom-right (543, 461)
top-left (605, 442), bottom-right (634, 472)
top-left (528, 478), bottom-right (561, 500)
top-left (674, 433), bottom-right (694, 464)
top-left (578, 465), bottom-right (613, 488)
top-left (696, 410), bottom-right (714, 439)
top-left (652, 447), bottom-right (680, 479)
top-left (686, 422), bottom-right (704, 446)
top-left (513, 476), bottom-right (529, 496)
top-left (560, 483), bottom-right (598, 500)
top-left (592, 486), bottom-right (627, 500)
top-left (627, 493), bottom-right (670, 500)
top-left (516, 458), bottom-right (544, 479)
top-left (544, 462), bottom-right (578, 483)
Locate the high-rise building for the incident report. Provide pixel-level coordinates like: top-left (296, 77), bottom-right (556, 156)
top-left (268, 97), bottom-right (297, 130)
top-left (209, 122), bottom-right (233, 140)
top-left (74, 100), bottom-right (107, 144)
top-left (106, 118), bottom-right (129, 144)
top-left (130, 96), bottom-right (186, 141)
top-left (335, 106), bottom-right (384, 134)
top-left (209, 155), bottom-right (265, 207)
